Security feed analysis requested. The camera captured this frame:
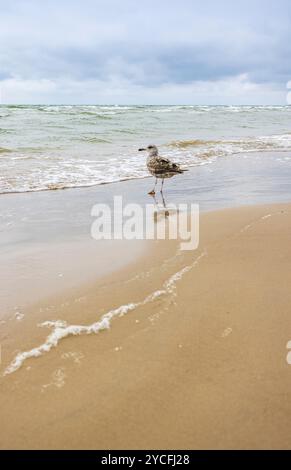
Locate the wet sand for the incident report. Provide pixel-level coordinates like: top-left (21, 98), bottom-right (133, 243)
top-left (1, 150), bottom-right (291, 315)
top-left (1, 202), bottom-right (291, 449)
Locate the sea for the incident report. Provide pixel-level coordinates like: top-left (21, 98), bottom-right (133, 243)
top-left (1, 104), bottom-right (291, 194)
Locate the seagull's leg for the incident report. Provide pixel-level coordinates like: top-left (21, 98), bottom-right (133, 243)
top-left (148, 178), bottom-right (157, 195)
top-left (160, 178), bottom-right (165, 193)
top-left (161, 190), bottom-right (166, 208)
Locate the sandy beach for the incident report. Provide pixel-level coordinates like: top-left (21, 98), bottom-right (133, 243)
top-left (1, 0), bottom-right (291, 455)
top-left (1, 200), bottom-right (291, 449)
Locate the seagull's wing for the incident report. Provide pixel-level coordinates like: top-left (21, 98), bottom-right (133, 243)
top-left (149, 157), bottom-right (184, 173)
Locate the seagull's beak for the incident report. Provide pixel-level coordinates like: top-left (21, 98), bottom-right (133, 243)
top-left (138, 148), bottom-right (146, 152)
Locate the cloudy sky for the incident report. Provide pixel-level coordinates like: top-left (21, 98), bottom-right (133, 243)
top-left (0, 0), bottom-right (290, 104)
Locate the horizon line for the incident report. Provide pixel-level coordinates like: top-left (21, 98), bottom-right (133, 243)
top-left (0, 103), bottom-right (289, 107)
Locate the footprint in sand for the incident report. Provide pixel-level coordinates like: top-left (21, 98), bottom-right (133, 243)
top-left (61, 351), bottom-right (84, 365)
top-left (42, 368), bottom-right (66, 391)
top-left (221, 327), bottom-right (233, 338)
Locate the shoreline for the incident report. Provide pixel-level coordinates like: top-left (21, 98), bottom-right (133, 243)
top-left (1, 147), bottom-right (290, 198)
top-left (2, 149), bottom-right (291, 316)
top-left (1, 201), bottom-right (291, 449)
top-left (0, 147), bottom-right (290, 199)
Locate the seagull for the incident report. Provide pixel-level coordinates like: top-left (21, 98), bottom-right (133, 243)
top-left (138, 144), bottom-right (188, 195)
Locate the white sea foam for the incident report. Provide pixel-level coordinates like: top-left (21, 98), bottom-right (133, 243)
top-left (4, 251), bottom-right (207, 376)
top-left (14, 312), bottom-right (25, 321)
top-left (240, 210), bottom-right (286, 233)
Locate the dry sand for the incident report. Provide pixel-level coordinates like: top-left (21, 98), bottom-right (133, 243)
top-left (1, 203), bottom-right (291, 449)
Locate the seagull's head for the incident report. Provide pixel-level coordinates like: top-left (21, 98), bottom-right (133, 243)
top-left (138, 145), bottom-right (159, 157)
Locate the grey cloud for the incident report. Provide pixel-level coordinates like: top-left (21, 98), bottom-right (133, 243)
top-left (0, 0), bottom-right (290, 103)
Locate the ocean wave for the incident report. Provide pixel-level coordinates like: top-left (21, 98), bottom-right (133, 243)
top-left (115, 129), bottom-right (139, 134)
top-left (74, 136), bottom-right (111, 144)
top-left (169, 134), bottom-right (291, 153)
top-left (0, 128), bottom-right (15, 135)
top-left (0, 147), bottom-right (12, 154)
top-left (169, 139), bottom-right (221, 148)
top-left (1, 102), bottom-right (291, 194)
top-left (78, 111), bottom-right (115, 118)
top-left (35, 105), bottom-right (139, 116)
top-left (0, 175), bottom-right (150, 195)
top-left (1, 132), bottom-right (291, 194)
